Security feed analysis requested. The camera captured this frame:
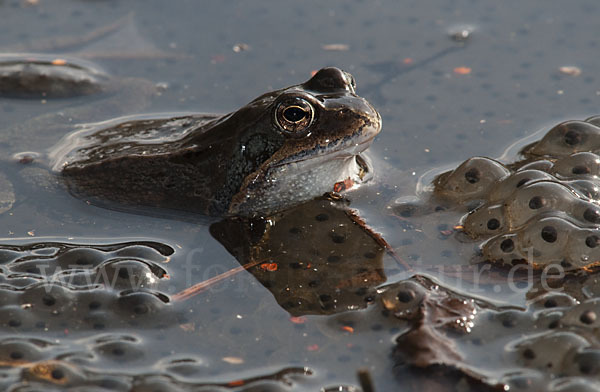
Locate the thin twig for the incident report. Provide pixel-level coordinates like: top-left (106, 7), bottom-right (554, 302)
top-left (172, 260), bottom-right (262, 301)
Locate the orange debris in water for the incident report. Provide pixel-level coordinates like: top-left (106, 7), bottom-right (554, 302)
top-left (307, 344), bottom-right (319, 351)
top-left (260, 262), bottom-right (278, 272)
top-left (51, 59), bottom-right (67, 66)
top-left (311, 70), bottom-right (318, 77)
top-left (403, 58), bottom-right (414, 64)
top-left (210, 54), bottom-right (225, 64)
top-left (290, 316), bottom-right (307, 324)
top-left (453, 66), bottom-right (472, 75)
top-left (341, 326), bottom-right (354, 333)
top-left (334, 178), bottom-right (354, 193)
top-left (228, 380), bottom-right (245, 387)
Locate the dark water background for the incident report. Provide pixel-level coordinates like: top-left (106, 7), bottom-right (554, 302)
top-left (0, 0), bottom-right (599, 390)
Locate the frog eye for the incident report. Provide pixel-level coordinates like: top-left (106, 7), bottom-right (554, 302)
top-left (275, 98), bottom-right (315, 137)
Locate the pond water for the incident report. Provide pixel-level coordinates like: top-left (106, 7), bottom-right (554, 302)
top-left (1, 0), bottom-right (600, 391)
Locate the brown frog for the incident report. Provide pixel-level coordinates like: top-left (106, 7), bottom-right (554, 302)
top-left (50, 67), bottom-right (382, 217)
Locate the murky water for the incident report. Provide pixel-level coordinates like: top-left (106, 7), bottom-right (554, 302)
top-left (1, 0), bottom-right (600, 390)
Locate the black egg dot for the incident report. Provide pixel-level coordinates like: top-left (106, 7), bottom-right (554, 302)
top-left (548, 320), bottom-right (559, 329)
top-left (561, 260), bottom-right (572, 268)
top-left (355, 287), bottom-right (367, 296)
top-left (289, 227), bottom-right (301, 234)
top-left (327, 255), bottom-right (341, 263)
top-left (289, 262), bottom-right (302, 269)
top-left (528, 196), bottom-right (545, 209)
top-left (523, 348), bottom-right (536, 359)
top-left (464, 168), bottom-right (481, 184)
top-left (541, 226), bottom-right (558, 243)
top-left (363, 252), bottom-right (376, 259)
top-left (516, 178), bottom-right (530, 188)
top-left (331, 234), bottom-right (346, 243)
top-left (8, 319), bottom-right (21, 327)
top-left (315, 213), bottom-right (329, 222)
top-left (544, 299), bottom-right (558, 308)
top-left (308, 280), bottom-right (320, 288)
top-left (580, 363), bottom-right (593, 375)
top-left (112, 348), bottom-right (125, 356)
top-left (397, 205), bottom-right (416, 218)
top-left (580, 310), bottom-right (597, 324)
top-left (584, 208), bottom-right (600, 223)
top-left (572, 165), bottom-right (591, 175)
top-left (487, 218), bottom-right (500, 230)
top-left (10, 351), bottom-right (23, 360)
top-left (586, 235), bottom-right (600, 248)
top-left (134, 304), bottom-right (148, 315)
top-left (500, 239), bottom-right (514, 253)
top-left (118, 268), bottom-right (130, 279)
top-left (501, 317), bottom-right (516, 328)
top-left (42, 295), bottom-right (56, 307)
top-left (88, 301), bottom-right (101, 310)
top-left (564, 130), bottom-right (582, 145)
top-left (397, 289), bottom-right (415, 303)
top-left (51, 369), bottom-right (64, 380)
top-left (319, 294), bottom-right (332, 302)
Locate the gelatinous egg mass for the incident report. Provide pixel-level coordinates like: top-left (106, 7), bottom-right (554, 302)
top-left (433, 116), bottom-right (600, 270)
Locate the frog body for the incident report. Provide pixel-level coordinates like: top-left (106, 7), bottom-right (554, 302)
top-left (52, 67), bottom-right (382, 217)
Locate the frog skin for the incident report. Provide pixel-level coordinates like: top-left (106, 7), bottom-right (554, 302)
top-left (51, 67), bottom-right (382, 217)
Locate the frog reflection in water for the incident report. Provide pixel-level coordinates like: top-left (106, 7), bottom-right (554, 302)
top-left (51, 67), bottom-right (382, 216)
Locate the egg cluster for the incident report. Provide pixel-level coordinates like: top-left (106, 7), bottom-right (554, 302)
top-left (434, 116), bottom-right (600, 270)
top-left (0, 241), bottom-right (319, 391)
top-left (380, 275), bottom-right (600, 391)
top-left (0, 241), bottom-right (173, 332)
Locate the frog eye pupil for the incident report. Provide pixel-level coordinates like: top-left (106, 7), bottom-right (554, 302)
top-left (283, 106), bottom-right (307, 123)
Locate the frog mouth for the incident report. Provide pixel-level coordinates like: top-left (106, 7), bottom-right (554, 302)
top-left (278, 131), bottom-right (378, 168)
top-left (276, 111), bottom-right (381, 162)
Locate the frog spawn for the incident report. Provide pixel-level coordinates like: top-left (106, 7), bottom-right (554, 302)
top-left (0, 241), bottom-right (173, 331)
top-left (0, 240), bottom-right (321, 391)
top-left (433, 116), bottom-right (600, 270)
top-left (342, 276), bottom-right (600, 391)
top-left (0, 241), bottom-right (171, 389)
